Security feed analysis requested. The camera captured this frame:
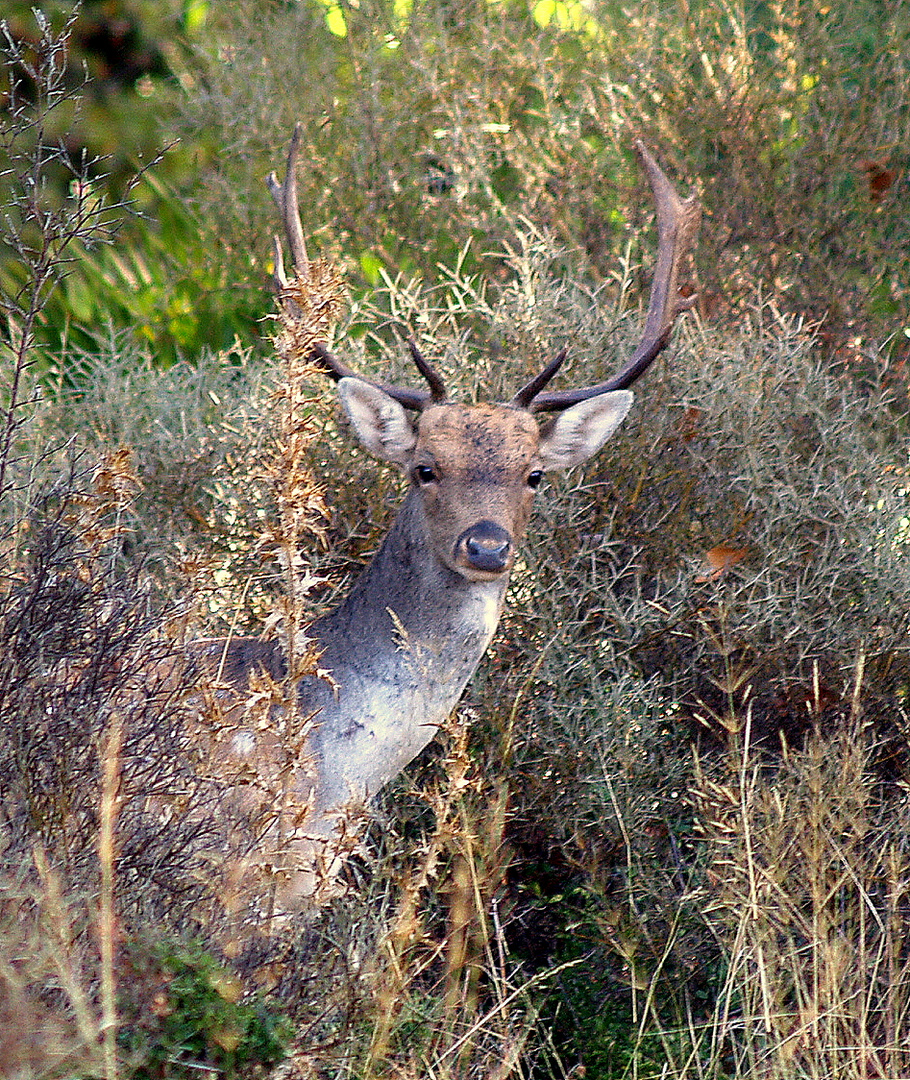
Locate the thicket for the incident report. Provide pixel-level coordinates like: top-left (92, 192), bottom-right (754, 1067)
top-left (1, 2), bottom-right (909, 1079)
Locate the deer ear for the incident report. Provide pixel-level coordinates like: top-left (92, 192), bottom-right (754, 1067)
top-left (538, 390), bottom-right (634, 471)
top-left (337, 377), bottom-right (417, 464)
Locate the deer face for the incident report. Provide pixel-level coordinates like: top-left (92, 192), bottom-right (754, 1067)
top-left (337, 377), bottom-right (634, 582)
top-left (410, 402), bottom-right (541, 580)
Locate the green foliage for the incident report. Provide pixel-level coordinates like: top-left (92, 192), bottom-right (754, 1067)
top-left (1, 0), bottom-right (179, 191)
top-left (8, 0), bottom-right (909, 363)
top-left (621, 0), bottom-right (910, 338)
top-left (0, 2), bottom-right (247, 367)
top-left (117, 939), bottom-right (292, 1080)
top-left (48, 173), bottom-right (266, 366)
top-left (183, 0), bottom-right (909, 355)
top-left (0, 5), bottom-right (144, 503)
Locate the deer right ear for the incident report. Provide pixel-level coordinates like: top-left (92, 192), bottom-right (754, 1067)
top-left (537, 390), bottom-right (634, 471)
top-left (337, 377), bottom-right (418, 465)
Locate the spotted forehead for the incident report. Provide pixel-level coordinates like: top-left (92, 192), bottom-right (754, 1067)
top-left (417, 403), bottom-right (541, 476)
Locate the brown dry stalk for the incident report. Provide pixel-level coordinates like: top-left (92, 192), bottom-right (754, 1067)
top-left (98, 712), bottom-right (123, 1080)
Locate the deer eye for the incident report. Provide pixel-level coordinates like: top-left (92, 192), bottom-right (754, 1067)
top-left (414, 465), bottom-right (438, 484)
top-left (527, 470), bottom-right (544, 490)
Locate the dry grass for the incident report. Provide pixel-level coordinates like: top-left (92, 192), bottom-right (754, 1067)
top-left (687, 664), bottom-right (910, 1079)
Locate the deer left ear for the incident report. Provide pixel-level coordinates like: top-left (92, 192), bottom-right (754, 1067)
top-left (537, 390), bottom-right (634, 471)
top-left (337, 377), bottom-right (418, 465)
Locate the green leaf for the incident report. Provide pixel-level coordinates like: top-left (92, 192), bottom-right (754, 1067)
top-left (182, 0), bottom-right (209, 35)
top-left (359, 251), bottom-right (383, 286)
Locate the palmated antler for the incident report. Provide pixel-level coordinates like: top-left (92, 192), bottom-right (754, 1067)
top-left (268, 124), bottom-right (446, 410)
top-left (516, 141), bottom-right (701, 413)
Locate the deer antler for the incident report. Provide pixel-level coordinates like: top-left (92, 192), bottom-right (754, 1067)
top-left (267, 123), bottom-right (310, 286)
top-left (270, 132), bottom-right (697, 415)
top-left (268, 124), bottom-right (445, 411)
top-left (306, 343), bottom-right (434, 411)
top-left (510, 348), bottom-right (568, 410)
top-left (518, 141), bottom-right (701, 413)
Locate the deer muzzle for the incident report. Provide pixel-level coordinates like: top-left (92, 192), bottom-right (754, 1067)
top-left (456, 520), bottom-right (513, 575)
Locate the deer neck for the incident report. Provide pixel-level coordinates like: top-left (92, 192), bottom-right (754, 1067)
top-left (315, 485), bottom-right (508, 692)
top-left (308, 486), bottom-right (509, 805)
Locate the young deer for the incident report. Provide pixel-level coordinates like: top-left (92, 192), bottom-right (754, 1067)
top-left (189, 129), bottom-right (700, 905)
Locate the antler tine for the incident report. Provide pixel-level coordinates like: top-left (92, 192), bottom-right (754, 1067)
top-left (407, 340), bottom-right (447, 402)
top-left (266, 122), bottom-right (310, 285)
top-left (527, 142), bottom-right (701, 413)
top-left (309, 344), bottom-right (433, 412)
top-left (510, 347), bottom-right (568, 409)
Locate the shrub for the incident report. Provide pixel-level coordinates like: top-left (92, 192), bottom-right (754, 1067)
top-left (117, 938), bottom-right (292, 1079)
top-left (181, 0), bottom-right (910, 350)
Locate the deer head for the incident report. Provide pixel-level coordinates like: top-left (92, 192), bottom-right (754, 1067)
top-left (267, 127), bottom-right (700, 586)
top-left (333, 368), bottom-right (630, 582)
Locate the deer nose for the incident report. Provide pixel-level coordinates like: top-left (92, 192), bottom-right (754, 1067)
top-left (458, 520), bottom-right (513, 574)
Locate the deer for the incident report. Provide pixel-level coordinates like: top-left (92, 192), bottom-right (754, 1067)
top-left (185, 128), bottom-right (700, 907)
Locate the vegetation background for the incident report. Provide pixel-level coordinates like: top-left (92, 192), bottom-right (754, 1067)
top-left (1, 1), bottom-right (909, 1078)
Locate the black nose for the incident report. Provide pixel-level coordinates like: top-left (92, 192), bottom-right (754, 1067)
top-left (459, 520), bottom-right (512, 573)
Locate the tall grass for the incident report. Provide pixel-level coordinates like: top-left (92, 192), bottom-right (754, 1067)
top-left (692, 695), bottom-right (910, 1079)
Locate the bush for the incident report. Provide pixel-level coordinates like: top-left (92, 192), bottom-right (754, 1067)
top-left (117, 939), bottom-right (291, 1079)
top-left (182, 0), bottom-right (910, 348)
